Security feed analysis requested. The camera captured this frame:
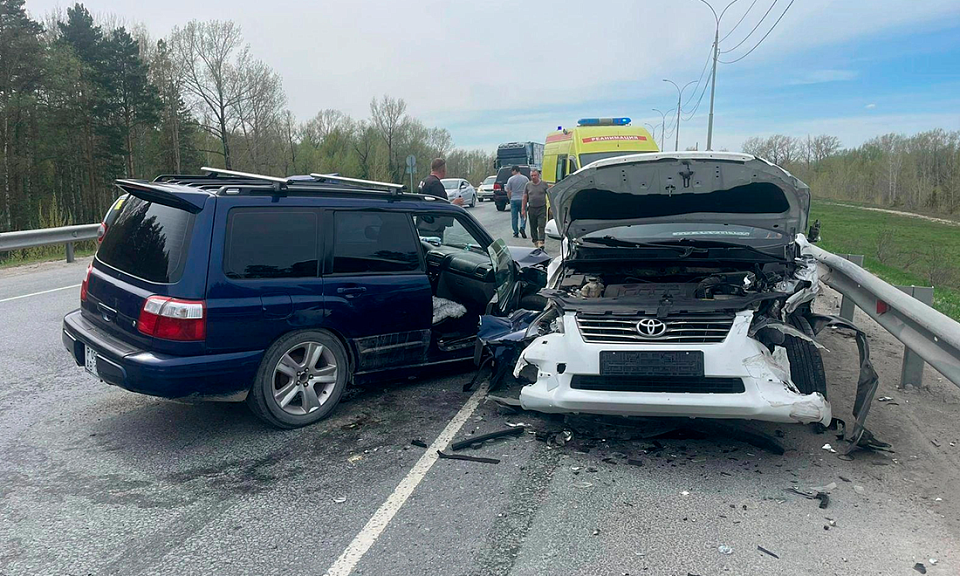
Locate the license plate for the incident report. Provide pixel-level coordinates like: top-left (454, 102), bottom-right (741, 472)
top-left (600, 350), bottom-right (704, 377)
top-left (84, 345), bottom-right (99, 377)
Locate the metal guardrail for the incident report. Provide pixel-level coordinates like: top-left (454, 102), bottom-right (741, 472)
top-left (805, 243), bottom-right (960, 389)
top-left (0, 224), bottom-right (99, 262)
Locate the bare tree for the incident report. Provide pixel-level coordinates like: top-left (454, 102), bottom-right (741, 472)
top-left (234, 58), bottom-right (284, 171)
top-left (303, 109), bottom-right (349, 148)
top-left (369, 95), bottom-right (407, 182)
top-left (171, 20), bottom-right (249, 168)
top-left (810, 134), bottom-right (841, 163)
top-left (427, 127), bottom-right (453, 157)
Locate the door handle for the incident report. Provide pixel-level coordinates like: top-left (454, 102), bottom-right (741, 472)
top-left (337, 286), bottom-right (367, 297)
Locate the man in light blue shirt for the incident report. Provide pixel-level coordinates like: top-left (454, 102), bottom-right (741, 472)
top-left (505, 166), bottom-right (529, 238)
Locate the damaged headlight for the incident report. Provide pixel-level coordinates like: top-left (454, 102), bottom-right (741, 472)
top-left (523, 306), bottom-right (564, 339)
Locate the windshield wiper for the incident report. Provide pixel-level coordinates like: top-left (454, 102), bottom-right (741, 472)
top-left (579, 236), bottom-right (708, 257)
top-left (647, 238), bottom-right (787, 260)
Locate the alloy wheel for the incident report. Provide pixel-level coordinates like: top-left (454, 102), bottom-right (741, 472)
top-left (271, 341), bottom-right (338, 415)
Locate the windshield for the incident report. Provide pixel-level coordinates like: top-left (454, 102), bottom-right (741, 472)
top-left (482, 176), bottom-right (496, 185)
top-left (441, 179), bottom-right (459, 190)
top-left (586, 223), bottom-right (787, 247)
top-left (578, 150), bottom-right (650, 167)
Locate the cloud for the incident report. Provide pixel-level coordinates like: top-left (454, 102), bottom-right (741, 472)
top-left (865, 103), bottom-right (877, 109)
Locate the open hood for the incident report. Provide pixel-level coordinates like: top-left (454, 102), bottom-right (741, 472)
top-left (548, 152), bottom-right (811, 239)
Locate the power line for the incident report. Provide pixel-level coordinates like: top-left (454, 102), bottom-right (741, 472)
top-left (682, 71), bottom-right (711, 121)
top-left (719, 0), bottom-right (760, 43)
top-left (719, 0), bottom-right (794, 63)
top-left (682, 43), bottom-right (715, 110)
top-left (720, 0), bottom-right (778, 54)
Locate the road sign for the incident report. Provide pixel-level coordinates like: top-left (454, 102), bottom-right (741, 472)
top-left (406, 154), bottom-right (416, 171)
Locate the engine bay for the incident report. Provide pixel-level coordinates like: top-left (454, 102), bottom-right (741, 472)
top-left (550, 260), bottom-right (799, 315)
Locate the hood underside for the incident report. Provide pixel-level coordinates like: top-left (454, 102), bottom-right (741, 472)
top-left (549, 152), bottom-right (811, 239)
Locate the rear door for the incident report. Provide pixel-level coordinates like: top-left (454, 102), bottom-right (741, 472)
top-left (204, 200), bottom-right (324, 354)
top-left (322, 209), bottom-right (432, 372)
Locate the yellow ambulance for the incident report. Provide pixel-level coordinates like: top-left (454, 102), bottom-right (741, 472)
top-left (542, 118), bottom-right (658, 184)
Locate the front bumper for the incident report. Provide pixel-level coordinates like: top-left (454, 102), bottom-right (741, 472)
top-left (62, 309), bottom-right (262, 401)
top-left (517, 311), bottom-right (831, 425)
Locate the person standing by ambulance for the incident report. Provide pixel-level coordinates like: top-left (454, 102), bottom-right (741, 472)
top-left (505, 166), bottom-right (528, 238)
top-left (521, 168), bottom-right (549, 249)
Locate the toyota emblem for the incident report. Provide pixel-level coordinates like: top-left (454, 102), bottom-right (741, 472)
top-left (636, 318), bottom-right (667, 338)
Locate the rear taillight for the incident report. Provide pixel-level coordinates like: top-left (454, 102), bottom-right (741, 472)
top-left (80, 264), bottom-right (92, 302)
top-left (137, 296), bottom-right (206, 341)
top-left (97, 222), bottom-right (107, 243)
top-left (493, 183), bottom-right (502, 191)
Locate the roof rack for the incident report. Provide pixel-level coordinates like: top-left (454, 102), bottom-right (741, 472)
top-left (200, 166), bottom-right (290, 185)
top-left (309, 173), bottom-right (404, 193)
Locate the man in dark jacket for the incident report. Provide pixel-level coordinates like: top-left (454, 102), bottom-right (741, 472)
top-left (417, 158), bottom-right (461, 239)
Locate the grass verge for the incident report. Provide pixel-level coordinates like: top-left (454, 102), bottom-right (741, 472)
top-left (810, 201), bottom-right (960, 321)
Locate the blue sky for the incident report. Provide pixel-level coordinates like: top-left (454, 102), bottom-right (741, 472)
top-left (26, 0), bottom-right (960, 152)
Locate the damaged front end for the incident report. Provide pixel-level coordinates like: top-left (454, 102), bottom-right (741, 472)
top-left (475, 153), bottom-right (884, 453)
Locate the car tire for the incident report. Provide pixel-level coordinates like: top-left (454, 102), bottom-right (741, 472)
top-left (784, 331), bottom-right (827, 398)
top-left (496, 201), bottom-right (506, 212)
top-left (470, 195), bottom-right (477, 208)
top-left (246, 330), bottom-right (350, 429)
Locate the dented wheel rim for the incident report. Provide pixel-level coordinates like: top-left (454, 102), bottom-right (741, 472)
top-left (272, 341), bottom-right (338, 416)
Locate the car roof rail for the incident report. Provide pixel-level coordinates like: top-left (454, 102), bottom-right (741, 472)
top-left (309, 173), bottom-right (404, 193)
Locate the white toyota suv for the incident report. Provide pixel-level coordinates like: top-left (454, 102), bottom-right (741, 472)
top-left (513, 152), bottom-right (839, 426)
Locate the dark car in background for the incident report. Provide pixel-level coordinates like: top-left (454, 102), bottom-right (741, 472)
top-left (492, 165), bottom-right (532, 212)
top-left (62, 169), bottom-right (546, 429)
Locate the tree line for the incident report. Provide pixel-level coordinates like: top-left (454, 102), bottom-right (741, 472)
top-left (0, 1), bottom-right (494, 234)
top-left (742, 130), bottom-right (960, 215)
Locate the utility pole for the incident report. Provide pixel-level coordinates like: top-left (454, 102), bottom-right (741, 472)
top-left (699, 0), bottom-right (740, 150)
top-left (652, 108), bottom-right (667, 151)
top-left (663, 80), bottom-right (696, 152)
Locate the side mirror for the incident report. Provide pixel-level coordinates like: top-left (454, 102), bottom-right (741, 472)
top-left (807, 219), bottom-right (821, 243)
top-left (545, 219), bottom-right (561, 240)
top-left (460, 181), bottom-right (467, 188)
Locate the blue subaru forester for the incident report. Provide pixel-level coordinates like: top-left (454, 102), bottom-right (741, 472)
top-left (62, 169), bottom-right (541, 428)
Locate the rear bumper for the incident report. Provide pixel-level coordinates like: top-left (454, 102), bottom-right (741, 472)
top-left (62, 309), bottom-right (262, 401)
top-left (517, 312), bottom-right (831, 425)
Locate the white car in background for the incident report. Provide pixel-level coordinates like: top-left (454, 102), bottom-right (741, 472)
top-left (477, 175), bottom-right (496, 202)
top-left (442, 178), bottom-right (477, 207)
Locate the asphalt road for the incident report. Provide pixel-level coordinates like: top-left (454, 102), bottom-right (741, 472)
top-left (1, 202), bottom-right (958, 576)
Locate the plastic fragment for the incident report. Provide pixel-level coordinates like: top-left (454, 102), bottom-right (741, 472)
top-left (573, 481), bottom-right (593, 489)
top-left (718, 545), bottom-right (733, 555)
top-left (410, 439), bottom-right (428, 448)
top-left (332, 497), bottom-right (346, 504)
top-left (913, 562), bottom-right (927, 574)
top-left (450, 427), bottom-right (524, 451)
top-left (757, 546), bottom-right (779, 559)
top-left (436, 450), bottom-right (500, 464)
top-left (680, 491), bottom-right (690, 496)
top-left (822, 443), bottom-right (837, 453)
top-left (878, 396), bottom-right (893, 402)
top-left (853, 485), bottom-right (866, 495)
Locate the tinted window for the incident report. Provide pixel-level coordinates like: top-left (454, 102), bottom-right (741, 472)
top-left (333, 212), bottom-right (420, 274)
top-left (482, 176), bottom-right (496, 185)
top-left (97, 195), bottom-right (195, 283)
top-left (224, 209), bottom-right (319, 279)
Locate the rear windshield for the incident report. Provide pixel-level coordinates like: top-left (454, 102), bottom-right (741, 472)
top-left (482, 176), bottom-right (496, 185)
top-left (97, 195), bottom-right (196, 283)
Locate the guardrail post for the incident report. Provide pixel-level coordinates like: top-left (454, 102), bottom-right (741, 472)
top-left (65, 242), bottom-right (75, 263)
top-left (837, 254), bottom-right (864, 321)
top-left (897, 285), bottom-right (935, 388)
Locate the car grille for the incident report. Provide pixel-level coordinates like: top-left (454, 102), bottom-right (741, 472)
top-left (575, 314), bottom-right (735, 344)
top-left (571, 375), bottom-right (745, 394)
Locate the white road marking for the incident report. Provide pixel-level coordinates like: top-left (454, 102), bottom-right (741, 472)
top-left (324, 382), bottom-right (489, 576)
top-left (0, 284), bottom-right (80, 303)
